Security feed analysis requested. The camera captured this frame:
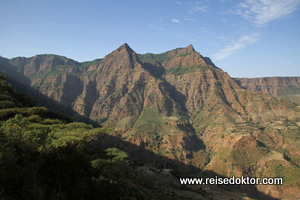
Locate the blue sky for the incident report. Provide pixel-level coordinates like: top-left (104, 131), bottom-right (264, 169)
top-left (0, 0), bottom-right (300, 77)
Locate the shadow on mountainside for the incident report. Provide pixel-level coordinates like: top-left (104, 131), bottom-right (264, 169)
top-left (142, 62), bottom-right (188, 113)
top-left (1, 74), bottom-right (99, 126)
top-left (94, 133), bottom-right (279, 200)
top-left (0, 70), bottom-right (279, 200)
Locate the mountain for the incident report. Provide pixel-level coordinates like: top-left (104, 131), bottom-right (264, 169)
top-left (1, 44), bottom-right (300, 199)
top-left (235, 77), bottom-right (300, 104)
top-left (0, 73), bottom-right (263, 200)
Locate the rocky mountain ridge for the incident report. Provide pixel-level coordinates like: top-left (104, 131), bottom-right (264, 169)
top-left (1, 44), bottom-right (300, 199)
top-left (235, 77), bottom-right (300, 104)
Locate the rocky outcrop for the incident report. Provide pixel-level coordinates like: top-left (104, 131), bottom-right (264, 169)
top-left (235, 77), bottom-right (300, 104)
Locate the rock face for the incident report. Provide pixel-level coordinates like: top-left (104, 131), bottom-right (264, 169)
top-left (1, 44), bottom-right (300, 199)
top-left (235, 77), bottom-right (300, 104)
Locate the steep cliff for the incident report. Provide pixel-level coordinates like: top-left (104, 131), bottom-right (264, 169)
top-left (235, 77), bottom-right (300, 104)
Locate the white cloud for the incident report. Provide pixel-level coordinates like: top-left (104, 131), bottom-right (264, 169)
top-left (237, 0), bottom-right (300, 26)
top-left (171, 18), bottom-right (180, 23)
top-left (190, 6), bottom-right (208, 13)
top-left (214, 33), bottom-right (259, 60)
top-left (177, 1), bottom-right (182, 4)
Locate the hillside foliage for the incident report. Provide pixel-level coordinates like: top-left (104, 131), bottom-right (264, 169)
top-left (0, 74), bottom-right (145, 200)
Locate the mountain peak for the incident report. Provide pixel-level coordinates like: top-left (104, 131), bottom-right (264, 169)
top-left (185, 44), bottom-right (195, 52)
top-left (118, 43), bottom-right (134, 53)
top-left (96, 43), bottom-right (141, 72)
top-left (172, 44), bottom-right (196, 56)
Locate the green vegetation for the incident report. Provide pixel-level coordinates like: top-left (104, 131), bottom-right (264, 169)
top-left (133, 107), bottom-right (164, 134)
top-left (177, 51), bottom-right (194, 57)
top-left (138, 47), bottom-right (196, 64)
top-left (138, 52), bottom-right (170, 64)
top-left (279, 85), bottom-right (300, 97)
top-left (165, 65), bottom-right (211, 76)
top-left (0, 74), bottom-right (149, 200)
top-left (0, 113), bottom-right (140, 200)
top-left (27, 69), bottom-right (67, 79)
top-left (0, 107), bottom-right (71, 122)
top-left (0, 100), bottom-right (15, 109)
top-left (231, 147), bottom-right (269, 167)
top-left (0, 74), bottom-right (35, 108)
top-left (81, 58), bottom-right (102, 68)
top-left (268, 162), bottom-right (300, 187)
